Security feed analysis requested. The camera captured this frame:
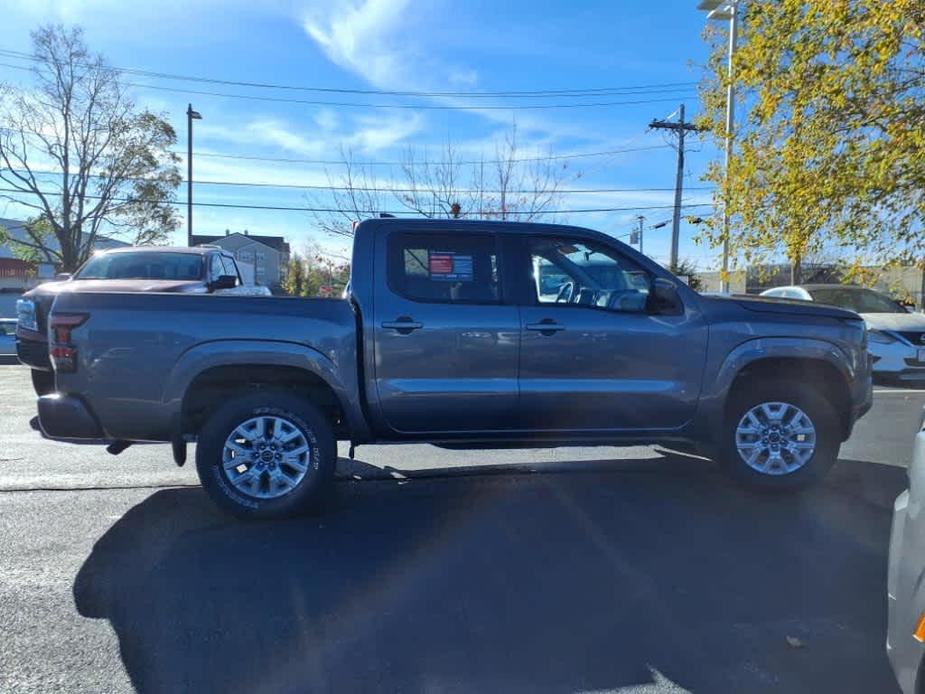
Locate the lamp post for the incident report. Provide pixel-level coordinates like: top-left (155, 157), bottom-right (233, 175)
top-left (186, 104), bottom-right (202, 246)
top-left (698, 0), bottom-right (739, 293)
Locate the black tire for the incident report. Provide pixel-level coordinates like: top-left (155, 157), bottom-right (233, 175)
top-left (719, 380), bottom-right (840, 491)
top-left (31, 369), bottom-right (55, 396)
top-left (195, 390), bottom-right (336, 520)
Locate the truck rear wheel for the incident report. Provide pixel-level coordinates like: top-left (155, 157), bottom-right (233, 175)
top-left (719, 380), bottom-right (840, 491)
top-left (195, 391), bottom-right (335, 519)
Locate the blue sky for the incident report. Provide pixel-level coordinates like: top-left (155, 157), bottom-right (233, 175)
top-left (1, 0), bottom-right (720, 266)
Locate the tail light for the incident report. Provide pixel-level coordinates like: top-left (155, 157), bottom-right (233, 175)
top-left (49, 313), bottom-right (88, 372)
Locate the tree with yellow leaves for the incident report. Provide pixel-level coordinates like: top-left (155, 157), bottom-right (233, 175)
top-left (698, 0), bottom-right (925, 284)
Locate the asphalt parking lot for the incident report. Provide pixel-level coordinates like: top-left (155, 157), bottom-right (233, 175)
top-left (1, 364), bottom-right (923, 693)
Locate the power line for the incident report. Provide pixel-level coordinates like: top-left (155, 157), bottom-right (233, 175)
top-left (0, 60), bottom-right (696, 111)
top-left (0, 48), bottom-right (698, 99)
top-left (180, 143), bottom-right (674, 167)
top-left (121, 83), bottom-right (699, 111)
top-left (0, 186), bottom-right (714, 215)
top-left (11, 166), bottom-right (714, 196)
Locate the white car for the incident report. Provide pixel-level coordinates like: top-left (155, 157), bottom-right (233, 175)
top-left (761, 284), bottom-right (925, 383)
top-left (888, 414), bottom-right (925, 693)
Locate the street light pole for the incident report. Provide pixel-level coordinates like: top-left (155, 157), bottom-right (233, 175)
top-left (698, 0), bottom-right (740, 293)
top-left (186, 104), bottom-right (202, 246)
top-left (720, 4), bottom-right (738, 293)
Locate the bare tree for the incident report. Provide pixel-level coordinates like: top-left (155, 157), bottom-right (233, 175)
top-left (309, 122), bottom-right (575, 238)
top-left (0, 25), bottom-right (181, 271)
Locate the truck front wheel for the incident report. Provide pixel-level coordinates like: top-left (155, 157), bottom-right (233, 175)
top-left (195, 391), bottom-right (336, 519)
top-left (719, 381), bottom-right (840, 491)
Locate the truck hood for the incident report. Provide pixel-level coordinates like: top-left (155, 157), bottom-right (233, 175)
top-left (701, 293), bottom-right (860, 321)
top-left (859, 312), bottom-right (925, 332)
top-left (25, 278), bottom-right (203, 296)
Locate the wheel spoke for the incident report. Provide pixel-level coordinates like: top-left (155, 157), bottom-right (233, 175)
top-left (283, 454), bottom-right (308, 473)
top-left (225, 440), bottom-right (250, 457)
top-left (278, 427), bottom-right (303, 444)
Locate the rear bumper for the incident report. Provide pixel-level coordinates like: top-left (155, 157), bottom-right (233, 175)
top-left (37, 393), bottom-right (104, 439)
top-left (16, 335), bottom-right (50, 370)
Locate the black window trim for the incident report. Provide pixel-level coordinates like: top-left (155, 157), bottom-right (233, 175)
top-left (386, 230), bottom-right (505, 306)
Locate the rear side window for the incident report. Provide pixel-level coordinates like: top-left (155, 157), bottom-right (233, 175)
top-left (388, 233), bottom-right (500, 304)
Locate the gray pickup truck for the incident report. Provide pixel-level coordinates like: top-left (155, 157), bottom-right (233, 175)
top-left (37, 218), bottom-right (872, 518)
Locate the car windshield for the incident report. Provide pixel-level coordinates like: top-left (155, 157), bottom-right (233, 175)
top-left (76, 252), bottom-right (204, 281)
top-left (808, 286), bottom-right (906, 313)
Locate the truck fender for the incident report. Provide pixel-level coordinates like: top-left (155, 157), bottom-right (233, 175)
top-left (697, 336), bottom-right (852, 442)
top-left (162, 339), bottom-right (370, 440)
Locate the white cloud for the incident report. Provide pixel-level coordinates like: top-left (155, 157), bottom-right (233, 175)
top-left (344, 112), bottom-right (424, 152)
top-left (302, 0), bottom-right (415, 89)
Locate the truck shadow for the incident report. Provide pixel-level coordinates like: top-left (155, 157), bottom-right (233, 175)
top-left (73, 454), bottom-right (904, 694)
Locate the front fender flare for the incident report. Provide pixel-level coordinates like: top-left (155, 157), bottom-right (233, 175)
top-left (697, 336), bottom-right (852, 444)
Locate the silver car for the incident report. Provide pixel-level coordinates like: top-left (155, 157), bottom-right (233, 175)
top-left (889, 415), bottom-right (925, 693)
top-left (761, 284), bottom-right (925, 383)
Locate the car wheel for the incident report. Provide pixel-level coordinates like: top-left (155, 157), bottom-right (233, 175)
top-left (719, 381), bottom-right (840, 491)
top-left (31, 369), bottom-right (55, 396)
top-left (195, 391), bottom-right (335, 519)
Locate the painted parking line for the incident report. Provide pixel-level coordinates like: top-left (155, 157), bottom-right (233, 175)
top-left (874, 388), bottom-right (925, 395)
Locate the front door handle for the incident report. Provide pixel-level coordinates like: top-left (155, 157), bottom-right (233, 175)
top-left (381, 318), bottom-right (423, 334)
top-left (526, 320), bottom-right (566, 335)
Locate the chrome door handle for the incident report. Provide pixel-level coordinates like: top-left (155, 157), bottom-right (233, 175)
top-left (381, 319), bottom-right (423, 334)
top-left (526, 321), bottom-right (566, 334)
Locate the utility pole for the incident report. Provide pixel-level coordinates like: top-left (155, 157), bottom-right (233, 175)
top-left (637, 215), bottom-right (645, 255)
top-left (650, 104), bottom-right (702, 270)
top-left (186, 104), bottom-right (202, 246)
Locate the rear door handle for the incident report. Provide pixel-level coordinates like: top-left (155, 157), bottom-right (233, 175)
top-left (381, 318), bottom-right (423, 334)
top-left (526, 320), bottom-right (566, 334)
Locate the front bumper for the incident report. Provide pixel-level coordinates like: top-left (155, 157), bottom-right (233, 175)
top-left (37, 393), bottom-right (104, 439)
top-left (870, 340), bottom-right (925, 380)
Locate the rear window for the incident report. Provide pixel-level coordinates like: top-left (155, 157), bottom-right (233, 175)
top-left (387, 233), bottom-right (500, 304)
top-left (76, 252), bottom-right (204, 281)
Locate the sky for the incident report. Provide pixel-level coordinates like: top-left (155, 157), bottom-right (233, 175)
top-left (0, 0), bottom-right (721, 267)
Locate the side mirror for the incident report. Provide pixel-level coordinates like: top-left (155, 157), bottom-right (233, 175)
top-left (210, 274), bottom-right (237, 291)
top-left (55, 272), bottom-right (72, 281)
top-left (647, 277), bottom-right (683, 315)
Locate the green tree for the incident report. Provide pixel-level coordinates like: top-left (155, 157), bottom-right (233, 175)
top-left (0, 25), bottom-right (181, 271)
top-left (698, 0), bottom-right (925, 283)
top-left (282, 253), bottom-right (308, 296)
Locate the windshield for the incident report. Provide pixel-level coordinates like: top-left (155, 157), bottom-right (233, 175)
top-left (808, 286), bottom-right (906, 313)
top-left (76, 252), bottom-right (204, 281)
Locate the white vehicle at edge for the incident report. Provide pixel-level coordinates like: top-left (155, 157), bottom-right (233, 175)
top-left (888, 412), bottom-right (925, 693)
top-left (761, 284), bottom-right (925, 383)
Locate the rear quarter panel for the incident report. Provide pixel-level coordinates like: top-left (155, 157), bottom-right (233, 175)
top-left (51, 292), bottom-right (360, 441)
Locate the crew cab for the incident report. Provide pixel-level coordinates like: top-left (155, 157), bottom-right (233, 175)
top-left (16, 245), bottom-right (270, 395)
top-left (36, 219), bottom-right (873, 518)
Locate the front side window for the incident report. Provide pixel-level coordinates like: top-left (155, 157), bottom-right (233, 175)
top-left (209, 254), bottom-right (225, 281)
top-left (530, 237), bottom-right (650, 313)
top-left (388, 233), bottom-right (500, 304)
top-left (220, 256), bottom-right (240, 284)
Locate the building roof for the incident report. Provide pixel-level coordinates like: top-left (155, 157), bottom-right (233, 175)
top-left (191, 232), bottom-right (290, 254)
